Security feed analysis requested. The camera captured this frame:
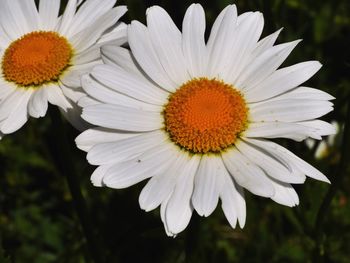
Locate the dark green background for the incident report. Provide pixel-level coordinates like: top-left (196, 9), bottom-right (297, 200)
top-left (1, 0), bottom-right (350, 262)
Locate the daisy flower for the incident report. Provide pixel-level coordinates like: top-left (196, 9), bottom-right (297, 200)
top-left (76, 4), bottom-right (335, 236)
top-left (0, 0), bottom-right (127, 136)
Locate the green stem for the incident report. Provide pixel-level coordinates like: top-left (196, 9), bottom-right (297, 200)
top-left (47, 107), bottom-right (103, 263)
top-left (313, 96), bottom-right (350, 260)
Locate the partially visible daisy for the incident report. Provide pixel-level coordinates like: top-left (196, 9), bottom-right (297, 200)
top-left (77, 4), bottom-right (335, 236)
top-left (0, 0), bottom-right (127, 134)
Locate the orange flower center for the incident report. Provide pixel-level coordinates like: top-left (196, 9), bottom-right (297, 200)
top-left (163, 78), bottom-right (248, 154)
top-left (2, 31), bottom-right (72, 87)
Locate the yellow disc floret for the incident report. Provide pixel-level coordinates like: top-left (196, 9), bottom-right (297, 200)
top-left (164, 78), bottom-right (248, 154)
top-left (2, 31), bottom-right (72, 87)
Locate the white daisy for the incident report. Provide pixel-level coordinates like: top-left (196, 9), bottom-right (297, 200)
top-left (76, 4), bottom-right (335, 236)
top-left (0, 0), bottom-right (127, 134)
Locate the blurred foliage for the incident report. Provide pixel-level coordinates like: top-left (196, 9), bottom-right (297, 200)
top-left (1, 0), bottom-right (350, 262)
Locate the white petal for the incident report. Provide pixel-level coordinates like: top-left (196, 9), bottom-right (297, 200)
top-left (0, 89), bottom-right (33, 134)
top-left (146, 6), bottom-right (190, 85)
top-left (102, 142), bottom-right (178, 188)
top-left (18, 0), bottom-right (40, 31)
top-left (165, 154), bottom-right (201, 235)
top-left (0, 25), bottom-right (11, 49)
top-left (78, 95), bottom-right (98, 107)
top-left (207, 5), bottom-right (238, 78)
top-left (0, 90), bottom-right (17, 121)
top-left (100, 45), bottom-right (165, 99)
top-left (28, 88), bottom-right (48, 118)
top-left (267, 86), bottom-right (335, 101)
top-left (87, 130), bottom-right (167, 165)
top-left (101, 45), bottom-right (148, 78)
top-left (192, 156), bottom-right (224, 217)
top-left (0, 82), bottom-right (15, 101)
top-left (222, 148), bottom-right (275, 197)
top-left (82, 103), bottom-right (162, 131)
top-left (39, 0), bottom-right (60, 29)
top-left (139, 151), bottom-right (189, 212)
top-left (0, 89), bottom-right (26, 121)
top-left (160, 195), bottom-right (173, 237)
top-left (243, 138), bottom-right (306, 180)
top-left (67, 0), bottom-right (118, 36)
top-left (60, 83), bottom-right (86, 104)
top-left (138, 169), bottom-right (176, 212)
top-left (0, 0), bottom-right (28, 39)
top-left (98, 22), bottom-right (128, 46)
top-left (70, 7), bottom-right (126, 52)
top-left (244, 121), bottom-right (323, 141)
top-left (222, 12), bottom-right (264, 84)
top-left (236, 139), bottom-right (305, 183)
top-left (207, 5), bottom-right (237, 61)
top-left (59, 0), bottom-right (79, 36)
top-left (128, 21), bottom-right (177, 92)
top-left (250, 99), bottom-right (333, 122)
top-left (251, 28), bottom-right (283, 57)
top-left (91, 164), bottom-right (114, 187)
top-left (237, 12), bottom-right (253, 24)
top-left (220, 172), bottom-right (246, 228)
top-left (81, 75), bottom-right (160, 112)
top-left (270, 180), bottom-right (299, 207)
top-left (245, 61), bottom-right (322, 102)
top-left (76, 127), bottom-right (140, 152)
top-left (46, 84), bottom-right (72, 111)
top-left (236, 40), bottom-right (301, 89)
top-left (61, 61), bottom-right (101, 88)
top-left (91, 64), bottom-right (169, 105)
top-left (298, 120), bottom-right (336, 136)
top-left (59, 102), bottom-right (90, 131)
top-left (182, 4), bottom-right (207, 77)
top-left (74, 45), bottom-right (101, 65)
top-left (245, 138), bottom-right (330, 183)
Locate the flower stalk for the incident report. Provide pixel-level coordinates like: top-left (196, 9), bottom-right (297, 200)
top-left (47, 107), bottom-right (103, 263)
top-left (314, 94), bottom-right (350, 260)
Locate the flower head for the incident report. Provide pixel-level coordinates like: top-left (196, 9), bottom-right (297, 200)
top-left (0, 0), bottom-right (127, 135)
top-left (77, 4), bottom-right (335, 236)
